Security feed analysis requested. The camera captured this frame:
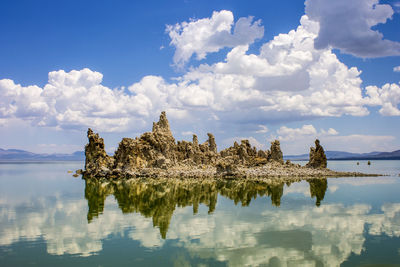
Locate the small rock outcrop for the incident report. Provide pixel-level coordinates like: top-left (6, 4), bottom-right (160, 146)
top-left (219, 139), bottom-right (269, 167)
top-left (306, 139), bottom-right (327, 168)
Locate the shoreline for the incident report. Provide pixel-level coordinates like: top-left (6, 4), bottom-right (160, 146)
top-left (80, 161), bottom-right (382, 182)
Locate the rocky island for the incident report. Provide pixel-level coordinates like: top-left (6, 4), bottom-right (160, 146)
top-left (81, 111), bottom-right (376, 181)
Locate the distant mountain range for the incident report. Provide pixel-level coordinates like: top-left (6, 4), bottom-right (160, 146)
top-left (284, 150), bottom-right (400, 161)
top-left (1, 148), bottom-right (399, 161)
top-left (0, 148), bottom-right (84, 161)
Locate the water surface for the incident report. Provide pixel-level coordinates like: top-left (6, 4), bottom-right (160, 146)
top-left (0, 160), bottom-right (400, 266)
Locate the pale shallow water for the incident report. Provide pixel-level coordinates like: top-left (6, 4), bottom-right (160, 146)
top-left (0, 160), bottom-right (399, 266)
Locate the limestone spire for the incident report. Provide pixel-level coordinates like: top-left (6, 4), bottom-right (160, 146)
top-left (152, 111), bottom-right (172, 135)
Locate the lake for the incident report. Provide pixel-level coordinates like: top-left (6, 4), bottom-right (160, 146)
top-left (0, 160), bottom-right (399, 266)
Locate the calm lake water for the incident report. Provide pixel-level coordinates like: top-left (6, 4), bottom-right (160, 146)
top-left (0, 160), bottom-right (400, 266)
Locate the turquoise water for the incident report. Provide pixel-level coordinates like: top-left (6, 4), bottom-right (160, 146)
top-left (0, 161), bottom-right (400, 266)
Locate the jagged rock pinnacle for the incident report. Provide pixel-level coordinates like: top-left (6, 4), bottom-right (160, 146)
top-left (207, 133), bottom-right (217, 153)
top-left (306, 139), bottom-right (327, 168)
top-left (152, 111), bottom-right (171, 135)
top-left (192, 134), bottom-right (199, 147)
top-left (85, 128), bottom-right (114, 176)
top-left (269, 140), bottom-right (283, 163)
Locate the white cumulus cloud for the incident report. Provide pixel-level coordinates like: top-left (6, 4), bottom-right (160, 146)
top-left (0, 69), bottom-right (165, 132)
top-left (305, 0), bottom-right (400, 58)
top-left (1, 10), bottom-right (399, 137)
top-left (277, 124), bottom-right (318, 141)
top-left (166, 10), bottom-right (264, 67)
top-left (394, 66), bottom-right (400, 72)
top-left (255, 125), bottom-right (269, 134)
top-left (365, 82), bottom-right (400, 116)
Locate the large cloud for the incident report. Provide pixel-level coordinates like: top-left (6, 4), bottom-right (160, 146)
top-left (166, 10), bottom-right (264, 67)
top-left (170, 15), bottom-right (371, 120)
top-left (305, 0), bottom-right (400, 57)
top-left (1, 12), bottom-right (400, 135)
top-left (0, 69), bottom-right (157, 132)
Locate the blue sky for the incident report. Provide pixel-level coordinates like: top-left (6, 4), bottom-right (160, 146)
top-left (0, 0), bottom-right (400, 154)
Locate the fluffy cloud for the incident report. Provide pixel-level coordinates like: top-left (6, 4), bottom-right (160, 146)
top-left (174, 15), bottom-right (371, 121)
top-left (274, 124), bottom-right (395, 154)
top-left (0, 69), bottom-right (162, 132)
top-left (166, 10), bottom-right (264, 67)
top-left (277, 124), bottom-right (317, 141)
top-left (365, 82), bottom-right (400, 116)
top-left (305, 0), bottom-right (400, 57)
top-left (277, 125), bottom-right (338, 142)
top-left (394, 66), bottom-right (400, 72)
top-left (255, 125), bottom-right (268, 134)
top-left (1, 11), bottom-right (399, 135)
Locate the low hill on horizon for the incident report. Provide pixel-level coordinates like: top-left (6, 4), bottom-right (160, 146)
top-left (0, 148), bottom-right (84, 161)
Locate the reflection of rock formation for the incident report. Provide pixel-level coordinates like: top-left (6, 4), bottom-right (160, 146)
top-left (85, 179), bottom-right (218, 238)
top-left (3, 179), bottom-right (400, 264)
top-left (84, 180), bottom-right (110, 222)
top-left (308, 179), bottom-right (328, 206)
top-left (218, 180), bottom-right (285, 207)
top-left (84, 179), bottom-right (326, 237)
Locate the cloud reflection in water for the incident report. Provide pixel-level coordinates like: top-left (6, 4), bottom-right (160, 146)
top-left (0, 177), bottom-right (399, 266)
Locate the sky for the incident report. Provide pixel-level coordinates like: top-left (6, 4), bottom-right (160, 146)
top-left (0, 0), bottom-right (400, 155)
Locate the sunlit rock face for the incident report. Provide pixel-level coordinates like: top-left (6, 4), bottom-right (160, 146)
top-left (306, 139), bottom-right (328, 168)
top-left (84, 128), bottom-right (114, 177)
top-left (85, 112), bottom-right (225, 177)
top-left (113, 111), bottom-right (178, 171)
top-left (268, 140), bottom-right (284, 163)
top-left (220, 139), bottom-right (268, 167)
top-left (83, 111), bottom-right (294, 178)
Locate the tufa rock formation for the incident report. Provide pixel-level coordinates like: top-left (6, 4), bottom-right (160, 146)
top-left (306, 139), bottom-right (327, 168)
top-left (268, 140), bottom-right (284, 163)
top-left (85, 111), bottom-right (224, 178)
top-left (82, 111), bottom-right (340, 179)
top-left (113, 111), bottom-right (178, 171)
top-left (85, 129), bottom-right (114, 177)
